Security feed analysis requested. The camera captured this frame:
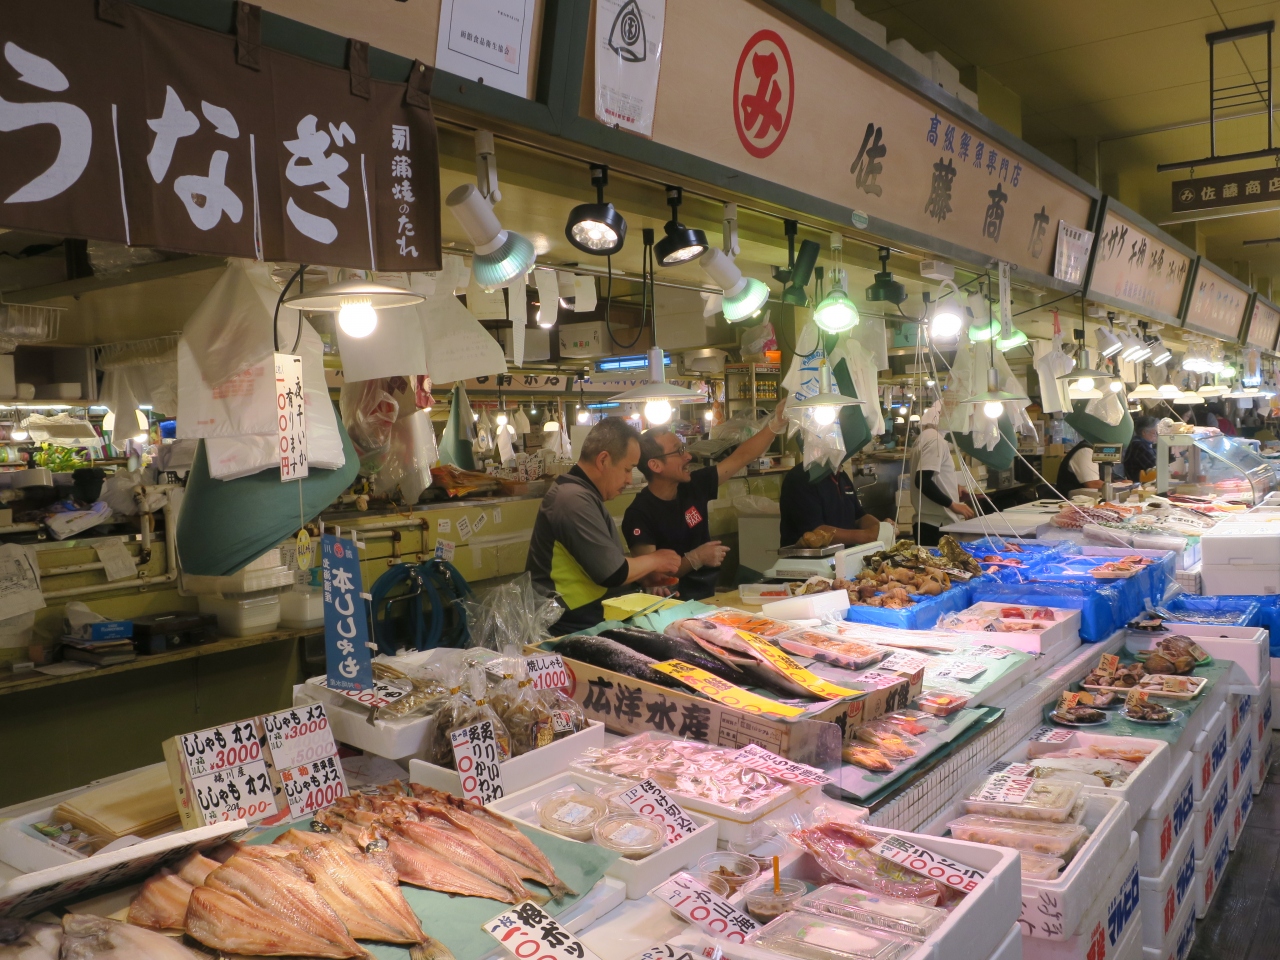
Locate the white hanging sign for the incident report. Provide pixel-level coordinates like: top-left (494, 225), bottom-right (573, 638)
top-left (595, 0), bottom-right (667, 137)
top-left (274, 352), bottom-right (308, 481)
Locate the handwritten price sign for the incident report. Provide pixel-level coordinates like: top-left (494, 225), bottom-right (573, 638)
top-left (451, 720), bottom-right (506, 804)
top-left (734, 743), bottom-right (833, 786)
top-left (179, 720), bottom-right (261, 778)
top-left (618, 779), bottom-right (699, 846)
top-left (280, 755), bottom-right (348, 820)
top-left (650, 872), bottom-right (758, 943)
top-left (484, 901), bottom-right (599, 960)
top-left (526, 655), bottom-right (571, 692)
top-left (261, 703), bottom-right (339, 770)
top-left (191, 760), bottom-right (277, 824)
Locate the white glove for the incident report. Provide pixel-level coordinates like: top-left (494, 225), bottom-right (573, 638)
top-left (768, 398), bottom-right (789, 433)
top-left (686, 540), bottom-right (730, 570)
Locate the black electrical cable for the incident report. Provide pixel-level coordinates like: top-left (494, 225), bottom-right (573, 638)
top-left (1012, 288), bottom-right (1082, 317)
top-left (605, 239), bottom-right (653, 350)
top-left (273, 264), bottom-right (307, 353)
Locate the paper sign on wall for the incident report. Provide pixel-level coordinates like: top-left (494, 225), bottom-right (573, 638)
top-left (435, 0), bottom-right (536, 98)
top-left (274, 353), bottom-right (308, 482)
top-left (595, 0), bottom-right (667, 137)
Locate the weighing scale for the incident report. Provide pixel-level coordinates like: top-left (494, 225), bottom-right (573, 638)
top-left (764, 539), bottom-right (886, 580)
top-left (1093, 443), bottom-right (1123, 502)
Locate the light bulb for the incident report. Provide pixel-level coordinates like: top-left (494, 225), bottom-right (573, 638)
top-left (983, 400), bottom-right (1004, 419)
top-left (337, 298), bottom-right (377, 338)
top-left (1075, 377), bottom-right (1094, 392)
top-left (576, 408), bottom-right (589, 424)
top-left (102, 411), bottom-right (116, 433)
top-left (132, 432), bottom-right (148, 443)
top-left (473, 413), bottom-right (479, 421)
top-left (496, 412), bottom-right (508, 427)
top-left (1109, 380), bottom-right (1123, 393)
top-left (812, 405), bottom-right (837, 426)
top-left (931, 308), bottom-right (962, 339)
top-left (644, 399), bottom-right (673, 425)
top-left (703, 410), bottom-right (714, 422)
top-left (9, 427), bottom-right (27, 441)
top-left (543, 420), bottom-right (559, 432)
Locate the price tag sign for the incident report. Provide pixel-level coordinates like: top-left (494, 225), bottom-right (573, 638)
top-left (1126, 688), bottom-right (1148, 710)
top-left (484, 902), bottom-right (601, 960)
top-left (733, 631), bottom-right (859, 701)
top-left (734, 743), bottom-right (834, 786)
top-left (971, 762), bottom-right (1035, 804)
top-left (1162, 676), bottom-right (1195, 694)
top-left (966, 644), bottom-right (1012, 660)
top-left (179, 720), bottom-right (262, 778)
top-left (435, 539), bottom-right (456, 562)
top-left (274, 352), bottom-right (308, 481)
top-left (870, 834), bottom-right (986, 892)
top-left (261, 703), bottom-right (339, 770)
top-left (1058, 691), bottom-right (1081, 712)
top-left (551, 710), bottom-right (576, 733)
top-left (190, 760), bottom-right (277, 824)
top-left (526, 654), bottom-right (571, 692)
top-left (649, 872), bottom-right (758, 943)
top-left (878, 652), bottom-right (931, 676)
top-left (1097, 654), bottom-right (1120, 678)
top-left (933, 659), bottom-right (986, 681)
top-left (849, 670), bottom-right (907, 690)
top-left (1187, 642), bottom-right (1209, 662)
top-left (280, 755), bottom-right (348, 820)
top-left (618, 779), bottom-right (700, 846)
top-left (1029, 725), bottom-right (1075, 744)
top-left (451, 720), bottom-right (506, 803)
top-left (313, 676), bottom-right (412, 710)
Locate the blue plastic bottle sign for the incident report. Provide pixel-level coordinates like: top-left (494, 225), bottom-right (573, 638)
top-left (321, 534), bottom-right (372, 692)
top-left (450, 720), bottom-right (505, 803)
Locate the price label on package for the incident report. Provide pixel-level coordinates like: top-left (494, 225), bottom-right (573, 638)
top-left (878, 652), bottom-right (931, 676)
top-left (933, 659), bottom-right (986, 681)
top-left (451, 720), bottom-right (505, 803)
top-left (971, 762), bottom-right (1035, 804)
top-left (618, 779), bottom-right (699, 846)
top-left (279, 755), bottom-right (348, 820)
top-left (1029, 725), bottom-right (1075, 744)
top-left (190, 760), bottom-right (277, 824)
top-left (261, 703), bottom-right (339, 770)
top-left (484, 901), bottom-right (601, 960)
top-left (526, 654), bottom-right (571, 692)
top-left (650, 872), bottom-right (758, 943)
top-left (870, 834), bottom-right (987, 892)
top-left (966, 644), bottom-right (1011, 660)
top-left (734, 743), bottom-right (833, 786)
top-left (312, 676), bottom-right (412, 710)
top-left (179, 720), bottom-right (262, 778)
top-left (1058, 690), bottom-right (1081, 712)
top-left (1126, 688), bottom-right (1148, 710)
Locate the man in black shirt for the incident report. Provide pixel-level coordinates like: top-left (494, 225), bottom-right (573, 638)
top-left (623, 399), bottom-right (788, 600)
top-left (778, 463), bottom-right (886, 548)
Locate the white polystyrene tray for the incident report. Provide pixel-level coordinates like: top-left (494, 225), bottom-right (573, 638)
top-left (1192, 704), bottom-right (1228, 802)
top-left (1138, 816), bottom-right (1195, 951)
top-left (1191, 755), bottom-right (1229, 860)
top-left (761, 589), bottom-right (849, 621)
top-left (487, 770), bottom-right (720, 899)
top-left (924, 793), bottom-right (1131, 942)
top-left (1228, 767), bottom-right (1256, 851)
top-left (1135, 750), bottom-right (1194, 877)
top-left (1175, 626), bottom-right (1270, 687)
top-left (0, 806), bottom-right (98, 875)
top-left (1021, 833), bottom-right (1140, 960)
top-left (1141, 871), bottom-right (1196, 960)
top-left (987, 923), bottom-right (1023, 960)
top-left (294, 682), bottom-right (435, 760)
top-left (409, 721), bottom-right (606, 796)
top-left (1019, 731), bottom-right (1169, 831)
top-left (939, 602), bottom-right (1082, 655)
top-left (1192, 814), bottom-right (1230, 920)
top-left (1229, 725), bottom-right (1255, 795)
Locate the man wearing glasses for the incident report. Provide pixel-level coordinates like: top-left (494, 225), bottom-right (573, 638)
top-left (623, 399), bottom-right (789, 600)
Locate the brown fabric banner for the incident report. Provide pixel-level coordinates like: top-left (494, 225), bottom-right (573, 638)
top-left (0, 0), bottom-right (442, 272)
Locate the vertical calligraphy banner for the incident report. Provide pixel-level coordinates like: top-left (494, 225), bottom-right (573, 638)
top-left (321, 533), bottom-right (372, 691)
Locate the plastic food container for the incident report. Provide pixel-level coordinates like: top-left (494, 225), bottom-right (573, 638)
top-left (797, 883), bottom-right (946, 940)
top-left (594, 814), bottom-right (663, 860)
top-left (536, 788), bottom-right (608, 841)
top-left (748, 911), bottom-right (914, 960)
top-left (961, 769), bottom-right (1082, 822)
top-left (197, 591), bottom-right (281, 637)
top-left (945, 814), bottom-right (1086, 857)
top-left (916, 690), bottom-right (970, 716)
top-left (745, 877), bottom-right (806, 924)
top-left (279, 586), bottom-right (325, 629)
top-left (729, 833), bottom-right (791, 870)
top-left (1019, 852), bottom-right (1066, 880)
top-left (696, 850), bottom-right (761, 894)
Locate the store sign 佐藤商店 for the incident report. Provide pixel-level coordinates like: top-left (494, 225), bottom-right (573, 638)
top-left (1087, 209), bottom-right (1191, 319)
top-left (1172, 167), bottom-right (1280, 213)
top-left (1184, 260), bottom-right (1250, 340)
top-left (0, 0), bottom-right (441, 272)
top-left (615, 3), bottom-right (1093, 275)
top-left (1248, 296), bottom-right (1280, 352)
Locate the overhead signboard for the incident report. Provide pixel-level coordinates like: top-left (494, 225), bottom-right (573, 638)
top-left (1172, 167), bottom-right (1280, 213)
top-left (601, 2), bottom-right (1094, 277)
top-left (1246, 295), bottom-right (1280, 352)
top-left (1086, 204), bottom-right (1193, 323)
top-left (1182, 258), bottom-right (1252, 342)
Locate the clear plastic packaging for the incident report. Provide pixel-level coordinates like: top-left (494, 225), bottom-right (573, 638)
top-left (1019, 852), bottom-right (1066, 879)
top-left (502, 658), bottom-right (555, 756)
top-left (540, 685), bottom-right (587, 741)
top-left (424, 665), bottom-right (474, 768)
top-left (488, 644), bottom-right (521, 717)
top-left (1027, 756), bottom-right (1135, 788)
top-left (729, 830), bottom-right (791, 870)
top-left (945, 814), bottom-right (1087, 857)
top-left (746, 878), bottom-right (806, 924)
top-left (855, 722), bottom-right (922, 761)
top-left (695, 850), bottom-right (760, 894)
top-left (536, 787), bottom-right (608, 841)
top-left (748, 912), bottom-right (915, 960)
top-left (875, 710), bottom-right (942, 737)
top-left (594, 813), bottom-right (664, 860)
top-left (798, 884), bottom-right (947, 940)
top-left (777, 629), bottom-right (887, 669)
top-left (962, 767), bottom-right (1082, 822)
top-left (452, 665), bottom-right (511, 762)
top-left (916, 690), bottom-right (970, 716)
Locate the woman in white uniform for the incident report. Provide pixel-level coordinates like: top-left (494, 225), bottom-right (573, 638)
top-left (909, 402), bottom-right (975, 546)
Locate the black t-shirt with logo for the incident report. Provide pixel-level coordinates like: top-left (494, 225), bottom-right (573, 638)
top-left (622, 464), bottom-right (721, 601)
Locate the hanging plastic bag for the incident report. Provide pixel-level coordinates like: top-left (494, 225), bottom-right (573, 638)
top-left (741, 319), bottom-right (777, 360)
top-left (340, 380), bottom-right (399, 477)
top-left (179, 259), bottom-right (278, 388)
top-left (369, 408), bottom-right (437, 503)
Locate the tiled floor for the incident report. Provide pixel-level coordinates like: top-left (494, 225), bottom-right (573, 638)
top-left (1189, 733), bottom-right (1278, 960)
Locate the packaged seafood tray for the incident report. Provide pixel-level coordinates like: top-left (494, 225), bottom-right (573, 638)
top-left (1125, 623), bottom-right (1268, 686)
top-left (1229, 724), bottom-right (1254, 795)
top-left (1138, 816), bottom-right (1196, 952)
top-left (1144, 871), bottom-right (1196, 960)
top-left (1192, 815), bottom-right (1230, 920)
top-left (1135, 750), bottom-right (1194, 877)
top-left (407, 720), bottom-right (605, 796)
top-left (293, 681), bottom-right (434, 760)
top-left (958, 764), bottom-right (1084, 822)
top-left (794, 883), bottom-right (948, 940)
top-left (944, 815), bottom-right (1084, 860)
top-left (736, 582), bottom-right (797, 604)
top-left (1009, 730), bottom-right (1170, 830)
top-left (747, 910), bottom-right (916, 960)
top-left (1228, 769), bottom-right (1255, 850)
top-left (486, 771), bottom-right (719, 899)
top-left (766, 820), bottom-right (1022, 960)
top-left (1191, 757), bottom-right (1229, 868)
top-left (923, 794), bottom-right (1132, 943)
top-left (1192, 704), bottom-right (1228, 802)
top-left (1083, 675), bottom-right (1208, 701)
top-left (776, 628), bottom-right (889, 670)
top-left (933, 601), bottom-right (1081, 656)
top-left (1021, 833), bottom-right (1140, 960)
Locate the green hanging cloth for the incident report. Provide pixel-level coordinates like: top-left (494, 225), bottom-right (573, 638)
top-left (950, 416), bottom-right (1017, 471)
top-left (831, 357), bottom-right (873, 457)
top-left (439, 383), bottom-right (477, 471)
top-left (1066, 400), bottom-right (1134, 446)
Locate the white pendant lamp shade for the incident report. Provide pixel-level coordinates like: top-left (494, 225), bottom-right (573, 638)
top-left (1129, 381), bottom-right (1161, 399)
top-left (609, 347), bottom-right (703, 408)
top-left (282, 277), bottom-right (423, 340)
top-left (787, 361), bottom-right (864, 424)
top-left (963, 367), bottom-right (1027, 419)
top-left (446, 182), bottom-right (536, 289)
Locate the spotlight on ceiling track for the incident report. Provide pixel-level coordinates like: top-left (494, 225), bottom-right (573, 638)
top-left (654, 186), bottom-right (709, 266)
top-left (865, 246), bottom-right (906, 305)
top-left (565, 164), bottom-right (626, 256)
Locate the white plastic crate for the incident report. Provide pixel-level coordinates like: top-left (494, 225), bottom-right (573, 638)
top-left (1257, 688), bottom-right (1272, 744)
top-left (1138, 818), bottom-right (1195, 951)
top-left (924, 794), bottom-right (1131, 943)
top-left (1021, 833), bottom-right (1139, 960)
top-left (1192, 705), bottom-right (1228, 802)
top-left (1192, 816), bottom-right (1230, 920)
top-left (1142, 874), bottom-right (1195, 960)
top-left (1154, 627), bottom-right (1269, 688)
top-left (409, 721), bottom-right (606, 797)
top-left (1136, 750), bottom-right (1194, 877)
top-left (1192, 756), bottom-right (1229, 860)
top-left (1228, 771), bottom-right (1255, 850)
top-left (1230, 725), bottom-right (1255, 795)
top-left (488, 771), bottom-right (719, 899)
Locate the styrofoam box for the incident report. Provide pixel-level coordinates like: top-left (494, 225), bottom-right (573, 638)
top-left (988, 924), bottom-right (1023, 960)
top-left (294, 682), bottom-right (435, 760)
top-left (761, 589), bottom-right (849, 621)
top-left (1192, 755), bottom-right (1229, 859)
top-left (1228, 771), bottom-right (1255, 851)
top-left (1192, 705), bottom-right (1228, 801)
top-left (409, 721), bottom-right (606, 797)
top-left (1192, 815), bottom-right (1230, 920)
top-left (1142, 872), bottom-right (1196, 960)
top-left (1257, 688), bottom-right (1272, 743)
top-left (1114, 915), bottom-right (1144, 960)
top-left (1022, 833), bottom-right (1139, 960)
top-left (1138, 816), bottom-right (1195, 951)
top-left (924, 794), bottom-right (1131, 942)
top-left (1228, 689), bottom-right (1253, 742)
top-left (1169, 625), bottom-right (1270, 687)
top-left (769, 823), bottom-right (1022, 960)
top-left (1229, 725), bottom-right (1255, 795)
top-left (1017, 731), bottom-right (1170, 830)
top-left (1136, 750), bottom-right (1194, 876)
top-left (1258, 733), bottom-right (1273, 794)
top-left (0, 806), bottom-right (123, 874)
top-left (1199, 520), bottom-right (1280, 595)
top-left (944, 602), bottom-right (1083, 655)
top-left (488, 771), bottom-right (718, 899)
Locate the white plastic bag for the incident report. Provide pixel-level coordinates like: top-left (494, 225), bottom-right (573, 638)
top-left (180, 259), bottom-right (278, 388)
top-left (370, 409), bottom-right (437, 503)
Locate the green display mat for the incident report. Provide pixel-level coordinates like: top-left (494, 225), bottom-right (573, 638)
top-left (1055, 658), bottom-right (1229, 743)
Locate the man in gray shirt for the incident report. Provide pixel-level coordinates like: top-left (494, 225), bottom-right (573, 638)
top-left (526, 417), bottom-right (681, 634)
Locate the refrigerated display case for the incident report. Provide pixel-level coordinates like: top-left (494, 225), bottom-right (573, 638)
top-left (1157, 432), bottom-right (1278, 502)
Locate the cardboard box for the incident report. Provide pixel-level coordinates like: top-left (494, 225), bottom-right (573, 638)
top-left (65, 618), bottom-right (133, 641)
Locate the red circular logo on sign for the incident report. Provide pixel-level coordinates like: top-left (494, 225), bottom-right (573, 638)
top-left (732, 29), bottom-right (794, 158)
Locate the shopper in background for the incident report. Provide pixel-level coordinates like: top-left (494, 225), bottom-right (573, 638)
top-left (1206, 402), bottom-right (1237, 435)
top-left (624, 398), bottom-right (789, 600)
top-left (1123, 416), bottom-right (1160, 484)
top-left (526, 417), bottom-right (681, 634)
top-left (908, 401), bottom-right (974, 546)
